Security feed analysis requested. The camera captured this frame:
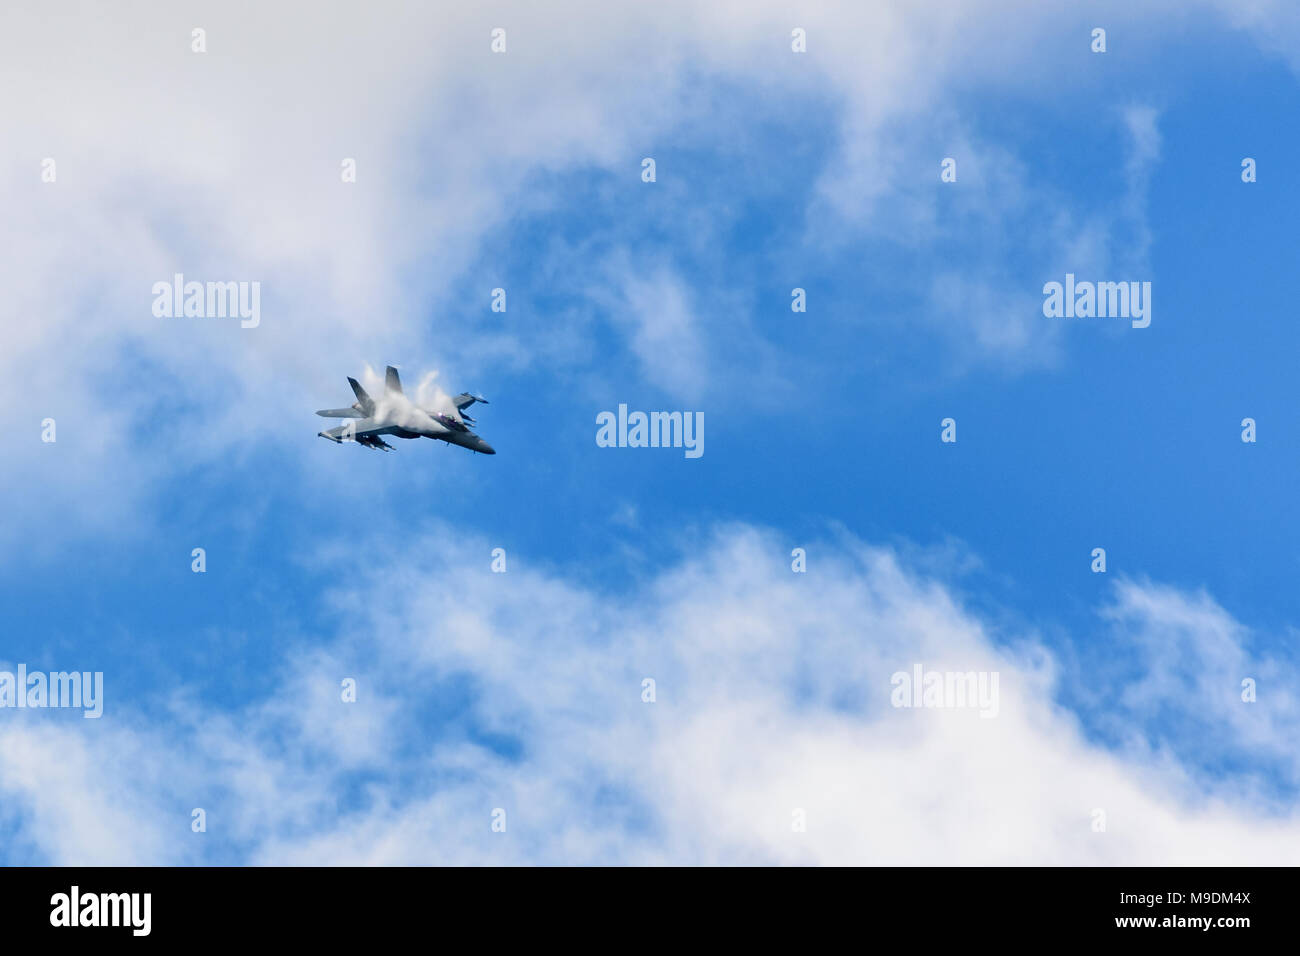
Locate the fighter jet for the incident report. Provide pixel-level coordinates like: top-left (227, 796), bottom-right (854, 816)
top-left (316, 366), bottom-right (495, 454)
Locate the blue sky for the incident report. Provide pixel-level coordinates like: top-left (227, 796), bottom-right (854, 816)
top-left (3, 1), bottom-right (1300, 864)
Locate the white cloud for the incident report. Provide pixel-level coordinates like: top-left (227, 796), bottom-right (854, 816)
top-left (602, 262), bottom-right (709, 400)
top-left (2, 524), bottom-right (1297, 864)
top-left (1092, 579), bottom-right (1300, 795)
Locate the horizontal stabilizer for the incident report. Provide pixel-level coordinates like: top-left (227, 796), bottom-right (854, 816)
top-left (453, 392), bottom-right (488, 411)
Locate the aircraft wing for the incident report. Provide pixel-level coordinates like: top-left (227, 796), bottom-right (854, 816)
top-left (315, 407), bottom-right (365, 418)
top-left (317, 418), bottom-right (391, 441)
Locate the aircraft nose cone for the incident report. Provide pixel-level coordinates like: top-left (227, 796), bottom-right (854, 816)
top-left (479, 441), bottom-right (496, 455)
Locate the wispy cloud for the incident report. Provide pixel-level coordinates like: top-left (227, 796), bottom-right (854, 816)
top-left (3, 524), bottom-right (1297, 864)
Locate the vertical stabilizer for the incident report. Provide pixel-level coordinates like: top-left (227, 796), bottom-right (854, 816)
top-left (348, 377), bottom-right (375, 416)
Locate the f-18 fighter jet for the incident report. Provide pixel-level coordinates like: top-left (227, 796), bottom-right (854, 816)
top-left (316, 366), bottom-right (494, 454)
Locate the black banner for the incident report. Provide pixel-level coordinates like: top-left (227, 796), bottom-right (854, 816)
top-left (0, 866), bottom-right (1283, 943)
